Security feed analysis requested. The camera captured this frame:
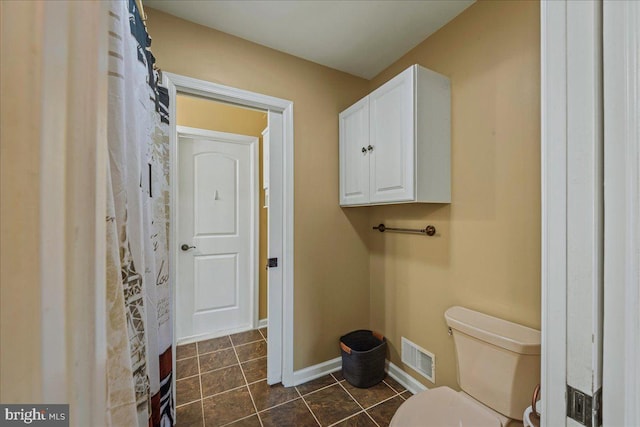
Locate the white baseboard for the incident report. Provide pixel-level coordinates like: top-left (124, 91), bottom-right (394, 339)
top-left (258, 318), bottom-right (268, 329)
top-left (291, 356), bottom-right (428, 396)
top-left (386, 361), bottom-right (428, 395)
top-left (292, 357), bottom-right (342, 386)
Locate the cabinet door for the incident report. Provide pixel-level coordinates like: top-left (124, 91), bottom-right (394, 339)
top-left (369, 67), bottom-right (415, 203)
top-left (339, 97), bottom-right (370, 205)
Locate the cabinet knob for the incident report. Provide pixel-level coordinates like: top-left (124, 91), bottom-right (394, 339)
top-left (361, 147), bottom-right (367, 153)
top-left (367, 145), bottom-right (374, 152)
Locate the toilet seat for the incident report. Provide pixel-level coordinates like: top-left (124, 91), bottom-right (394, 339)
top-left (389, 387), bottom-right (502, 427)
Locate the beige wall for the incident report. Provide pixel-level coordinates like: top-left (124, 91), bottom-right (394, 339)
top-left (368, 0), bottom-right (541, 389)
top-left (148, 0), bottom-right (540, 380)
top-left (147, 9), bottom-right (372, 369)
top-left (0, 0), bottom-right (44, 402)
top-left (176, 94), bottom-right (269, 320)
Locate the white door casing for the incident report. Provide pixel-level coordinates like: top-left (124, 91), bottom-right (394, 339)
top-left (266, 112), bottom-right (283, 384)
top-left (602, 1), bottom-right (640, 426)
top-left (541, 3), bottom-right (569, 422)
top-left (165, 73), bottom-right (294, 389)
top-left (176, 127), bottom-right (258, 342)
top-left (565, 0), bottom-right (603, 417)
top-left (542, 1), bottom-right (605, 426)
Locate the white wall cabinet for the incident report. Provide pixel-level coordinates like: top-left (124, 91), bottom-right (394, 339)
top-left (339, 64), bottom-right (451, 206)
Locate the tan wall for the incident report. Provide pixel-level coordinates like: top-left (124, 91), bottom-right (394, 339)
top-left (176, 94), bottom-right (269, 319)
top-left (368, 0), bottom-right (541, 389)
top-left (147, 9), bottom-right (372, 369)
top-left (0, 0), bottom-right (43, 402)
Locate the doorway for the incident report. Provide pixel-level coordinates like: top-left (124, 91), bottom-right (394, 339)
top-left (165, 73), bottom-right (295, 392)
top-left (175, 95), bottom-right (267, 342)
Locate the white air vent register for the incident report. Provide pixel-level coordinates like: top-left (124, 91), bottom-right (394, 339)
top-left (401, 337), bottom-right (436, 383)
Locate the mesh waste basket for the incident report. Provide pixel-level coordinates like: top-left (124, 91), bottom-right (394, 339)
top-left (339, 330), bottom-right (387, 388)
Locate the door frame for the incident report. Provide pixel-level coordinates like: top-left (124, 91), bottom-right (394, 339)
top-left (164, 73), bottom-right (295, 387)
top-left (540, 2), bottom-right (570, 422)
top-left (542, 1), bottom-right (640, 425)
top-left (175, 126), bottom-right (259, 342)
top-left (602, 1), bottom-right (640, 426)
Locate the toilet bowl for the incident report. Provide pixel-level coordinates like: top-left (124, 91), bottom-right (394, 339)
top-left (390, 387), bottom-right (505, 427)
top-left (390, 306), bottom-right (541, 427)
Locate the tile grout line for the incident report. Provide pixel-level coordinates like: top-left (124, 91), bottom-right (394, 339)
top-left (336, 380), bottom-right (381, 427)
top-left (202, 383), bottom-right (247, 401)
top-left (176, 370), bottom-right (200, 382)
top-left (255, 395), bottom-right (301, 414)
top-left (175, 343), bottom-right (197, 361)
top-left (296, 380), bottom-right (340, 398)
top-left (362, 393), bottom-right (401, 411)
top-left (219, 413), bottom-right (260, 427)
top-left (199, 359), bottom-right (244, 377)
top-left (175, 397), bottom-right (202, 409)
top-left (231, 334), bottom-right (264, 427)
top-left (196, 341), bottom-right (206, 426)
top-left (327, 410), bottom-right (368, 427)
top-left (382, 379), bottom-right (408, 396)
top-left (297, 388), bottom-right (322, 426)
top-left (196, 344), bottom-right (234, 358)
top-left (360, 392), bottom-right (407, 426)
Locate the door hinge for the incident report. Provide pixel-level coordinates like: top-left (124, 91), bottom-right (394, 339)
top-left (267, 257), bottom-right (278, 268)
top-left (567, 385), bottom-right (602, 427)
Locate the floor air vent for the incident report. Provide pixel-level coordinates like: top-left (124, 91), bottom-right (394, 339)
top-left (401, 337), bottom-right (435, 382)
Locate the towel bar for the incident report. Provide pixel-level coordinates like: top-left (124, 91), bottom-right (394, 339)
top-left (372, 223), bottom-right (436, 236)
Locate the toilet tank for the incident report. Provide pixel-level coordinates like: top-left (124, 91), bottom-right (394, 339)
top-left (444, 306), bottom-right (540, 421)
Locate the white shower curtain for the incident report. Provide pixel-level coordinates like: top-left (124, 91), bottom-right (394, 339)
top-left (106, 1), bottom-right (173, 425)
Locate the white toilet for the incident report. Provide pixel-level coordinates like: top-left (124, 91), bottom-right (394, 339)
top-left (390, 306), bottom-right (541, 427)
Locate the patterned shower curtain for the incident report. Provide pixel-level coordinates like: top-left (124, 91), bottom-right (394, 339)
top-left (106, 1), bottom-right (173, 425)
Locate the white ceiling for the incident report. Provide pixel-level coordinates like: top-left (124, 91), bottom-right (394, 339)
top-left (144, 0), bottom-right (475, 79)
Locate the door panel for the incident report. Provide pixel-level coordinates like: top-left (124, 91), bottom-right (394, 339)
top-left (177, 131), bottom-right (257, 341)
top-left (194, 154), bottom-right (237, 235)
top-left (369, 68), bottom-right (414, 203)
top-left (194, 254), bottom-right (237, 311)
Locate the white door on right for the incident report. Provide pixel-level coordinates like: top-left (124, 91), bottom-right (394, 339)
top-left (176, 127), bottom-right (258, 342)
top-left (369, 67), bottom-right (415, 204)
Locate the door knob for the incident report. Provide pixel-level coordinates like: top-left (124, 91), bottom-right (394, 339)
top-left (361, 147), bottom-right (367, 153)
top-left (181, 244), bottom-right (196, 251)
top-left (367, 145), bottom-right (374, 152)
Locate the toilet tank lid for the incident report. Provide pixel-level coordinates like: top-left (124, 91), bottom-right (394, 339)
top-left (445, 306), bottom-right (541, 355)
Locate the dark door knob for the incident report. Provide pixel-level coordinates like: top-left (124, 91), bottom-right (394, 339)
top-left (181, 244), bottom-right (196, 251)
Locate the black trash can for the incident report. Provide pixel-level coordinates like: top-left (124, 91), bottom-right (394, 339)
top-left (340, 330), bottom-right (387, 388)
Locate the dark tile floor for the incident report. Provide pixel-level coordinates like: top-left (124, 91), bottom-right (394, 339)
top-left (175, 328), bottom-right (411, 427)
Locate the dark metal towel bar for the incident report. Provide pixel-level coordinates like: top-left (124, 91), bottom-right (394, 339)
top-left (372, 223), bottom-right (436, 236)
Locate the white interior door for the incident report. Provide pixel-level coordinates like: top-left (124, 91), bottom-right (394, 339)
top-left (176, 127), bottom-right (258, 342)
